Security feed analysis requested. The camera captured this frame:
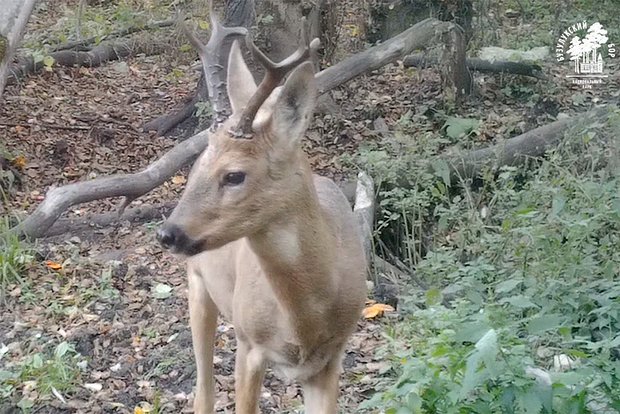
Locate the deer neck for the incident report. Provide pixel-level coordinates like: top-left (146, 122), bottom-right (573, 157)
top-left (247, 168), bottom-right (335, 342)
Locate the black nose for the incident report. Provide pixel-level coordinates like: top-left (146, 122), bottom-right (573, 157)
top-left (156, 224), bottom-right (183, 250)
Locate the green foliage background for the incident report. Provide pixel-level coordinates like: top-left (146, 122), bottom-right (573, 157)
top-left (353, 108), bottom-right (620, 412)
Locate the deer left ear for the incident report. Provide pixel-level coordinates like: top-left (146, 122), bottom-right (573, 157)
top-left (227, 40), bottom-right (257, 114)
top-left (270, 61), bottom-right (317, 147)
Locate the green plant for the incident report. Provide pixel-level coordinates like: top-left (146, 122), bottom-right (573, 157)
top-left (0, 217), bottom-right (34, 297)
top-left (0, 341), bottom-right (84, 407)
top-left (355, 110), bottom-right (620, 413)
top-left (195, 101), bottom-right (214, 125)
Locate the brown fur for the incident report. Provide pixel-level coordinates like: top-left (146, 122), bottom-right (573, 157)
top-left (161, 43), bottom-right (367, 413)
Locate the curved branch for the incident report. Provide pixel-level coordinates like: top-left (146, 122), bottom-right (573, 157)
top-left (315, 18), bottom-right (450, 94)
top-left (13, 130), bottom-right (210, 239)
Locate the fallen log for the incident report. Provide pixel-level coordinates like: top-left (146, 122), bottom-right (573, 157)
top-left (7, 38), bottom-right (167, 85)
top-left (12, 129), bottom-right (211, 239)
top-left (11, 18), bottom-right (455, 240)
top-left (403, 53), bottom-right (545, 79)
top-left (444, 105), bottom-right (614, 180)
top-left (43, 202), bottom-right (176, 238)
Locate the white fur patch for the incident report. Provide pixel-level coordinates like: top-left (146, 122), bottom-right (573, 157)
top-left (270, 223), bottom-right (300, 264)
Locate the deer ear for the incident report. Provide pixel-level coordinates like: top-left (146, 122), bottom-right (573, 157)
top-left (270, 61), bottom-right (316, 146)
top-left (227, 40), bottom-right (257, 114)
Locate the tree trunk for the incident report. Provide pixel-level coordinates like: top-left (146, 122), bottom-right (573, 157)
top-left (143, 0), bottom-right (338, 137)
top-left (367, 0), bottom-right (473, 43)
top-left (144, 0), bottom-right (257, 136)
top-left (0, 0), bottom-right (38, 99)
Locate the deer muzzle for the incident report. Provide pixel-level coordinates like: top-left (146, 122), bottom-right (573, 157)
top-left (156, 222), bottom-right (203, 256)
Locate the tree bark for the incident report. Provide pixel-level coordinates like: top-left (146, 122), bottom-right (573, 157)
top-left (144, 0), bottom-right (256, 136)
top-left (0, 0), bottom-right (38, 99)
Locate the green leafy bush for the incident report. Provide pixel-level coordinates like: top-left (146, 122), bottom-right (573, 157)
top-left (356, 113), bottom-right (620, 413)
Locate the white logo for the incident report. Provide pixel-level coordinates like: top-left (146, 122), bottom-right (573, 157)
top-left (556, 21), bottom-right (616, 88)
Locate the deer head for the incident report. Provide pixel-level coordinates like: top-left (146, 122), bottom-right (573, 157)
top-left (157, 33), bottom-right (319, 256)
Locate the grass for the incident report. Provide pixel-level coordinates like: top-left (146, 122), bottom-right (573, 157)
top-left (0, 341), bottom-right (84, 411)
top-left (0, 217), bottom-right (33, 298)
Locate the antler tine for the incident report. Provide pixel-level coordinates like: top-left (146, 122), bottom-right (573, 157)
top-left (234, 17), bottom-right (320, 137)
top-left (181, 5), bottom-right (248, 127)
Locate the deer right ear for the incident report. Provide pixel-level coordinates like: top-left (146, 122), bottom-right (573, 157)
top-left (227, 40), bottom-right (257, 114)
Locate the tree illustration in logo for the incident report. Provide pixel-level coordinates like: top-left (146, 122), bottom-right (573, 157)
top-left (566, 22), bottom-right (608, 74)
top-left (567, 36), bottom-right (584, 73)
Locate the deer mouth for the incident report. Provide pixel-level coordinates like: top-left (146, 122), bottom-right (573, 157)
top-left (173, 238), bottom-right (207, 257)
top-left (156, 223), bottom-right (209, 256)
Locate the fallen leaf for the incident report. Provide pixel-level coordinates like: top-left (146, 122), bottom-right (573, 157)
top-left (83, 383), bottom-right (103, 392)
top-left (171, 175), bottom-right (186, 185)
top-left (11, 155), bottom-right (27, 170)
top-left (362, 303), bottom-right (395, 319)
top-left (151, 283), bottom-right (172, 299)
top-left (45, 260), bottom-right (63, 271)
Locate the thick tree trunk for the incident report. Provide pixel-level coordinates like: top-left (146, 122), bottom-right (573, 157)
top-left (367, 0), bottom-right (473, 43)
top-left (0, 0), bottom-right (38, 99)
top-left (144, 0), bottom-right (338, 137)
top-left (144, 0), bottom-right (257, 136)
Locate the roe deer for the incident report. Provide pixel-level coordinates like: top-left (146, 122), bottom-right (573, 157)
top-left (157, 22), bottom-right (367, 413)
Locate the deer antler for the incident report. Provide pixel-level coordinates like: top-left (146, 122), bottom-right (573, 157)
top-left (233, 17), bottom-right (321, 138)
top-left (180, 2), bottom-right (248, 128)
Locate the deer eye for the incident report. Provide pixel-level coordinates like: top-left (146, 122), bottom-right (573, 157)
top-left (223, 171), bottom-right (246, 186)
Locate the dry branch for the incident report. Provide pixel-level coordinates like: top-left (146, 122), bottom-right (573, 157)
top-left (315, 18), bottom-right (453, 94)
top-left (11, 18), bottom-right (459, 240)
top-left (353, 171), bottom-right (375, 269)
top-left (44, 202), bottom-right (175, 238)
top-left (13, 130), bottom-right (211, 239)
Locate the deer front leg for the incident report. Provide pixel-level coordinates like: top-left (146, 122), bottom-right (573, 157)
top-left (234, 339), bottom-right (266, 414)
top-left (302, 356), bottom-right (342, 414)
top-left (188, 270), bottom-right (218, 414)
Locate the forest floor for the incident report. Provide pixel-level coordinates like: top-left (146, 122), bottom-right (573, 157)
top-left (1, 1), bottom-right (619, 413)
